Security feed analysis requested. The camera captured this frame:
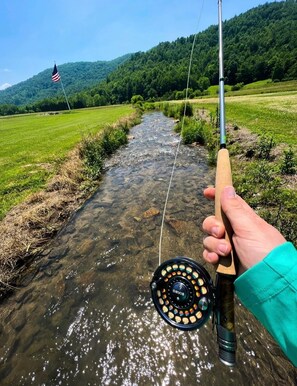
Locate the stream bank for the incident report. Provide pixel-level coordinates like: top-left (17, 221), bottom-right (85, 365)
top-left (0, 112), bottom-right (140, 297)
top-left (0, 112), bottom-right (295, 385)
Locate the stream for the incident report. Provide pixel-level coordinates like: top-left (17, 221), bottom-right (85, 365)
top-left (0, 112), bottom-right (296, 385)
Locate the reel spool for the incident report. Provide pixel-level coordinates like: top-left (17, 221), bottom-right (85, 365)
top-left (150, 257), bottom-right (214, 331)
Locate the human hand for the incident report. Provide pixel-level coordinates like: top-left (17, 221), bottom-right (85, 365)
top-left (202, 186), bottom-right (286, 275)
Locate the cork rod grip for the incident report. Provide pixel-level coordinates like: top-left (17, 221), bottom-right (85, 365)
top-left (215, 148), bottom-right (237, 275)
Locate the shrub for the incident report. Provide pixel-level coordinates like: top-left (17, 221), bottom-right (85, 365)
top-left (256, 134), bottom-right (276, 160)
top-left (80, 126), bottom-right (128, 179)
top-left (162, 102), bottom-right (193, 120)
top-left (131, 95), bottom-right (144, 105)
top-left (175, 91), bottom-right (184, 100)
top-left (181, 118), bottom-right (206, 145)
top-left (143, 102), bottom-right (155, 111)
top-left (180, 102), bottom-right (193, 117)
top-left (206, 130), bottom-right (218, 166)
top-left (231, 82), bottom-right (244, 91)
top-left (79, 135), bottom-right (104, 179)
top-left (280, 147), bottom-right (296, 175)
top-left (101, 126), bottom-right (127, 156)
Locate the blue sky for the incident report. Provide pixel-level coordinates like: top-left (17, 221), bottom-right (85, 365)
top-left (0, 0), bottom-right (283, 89)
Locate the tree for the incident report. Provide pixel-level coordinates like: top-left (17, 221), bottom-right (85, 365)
top-left (131, 95), bottom-right (144, 104)
top-left (197, 76), bottom-right (210, 91)
top-left (272, 60), bottom-right (285, 81)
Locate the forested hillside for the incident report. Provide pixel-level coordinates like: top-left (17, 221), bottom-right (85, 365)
top-left (0, 55), bottom-right (131, 106)
top-left (91, 0), bottom-right (296, 103)
top-left (1, 1), bottom-right (296, 115)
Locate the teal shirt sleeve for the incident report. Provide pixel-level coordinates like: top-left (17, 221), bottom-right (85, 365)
top-left (234, 242), bottom-right (297, 367)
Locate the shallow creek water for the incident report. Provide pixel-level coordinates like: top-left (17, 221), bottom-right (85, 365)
top-left (0, 112), bottom-right (296, 385)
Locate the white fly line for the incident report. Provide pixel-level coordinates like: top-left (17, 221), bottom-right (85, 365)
top-left (158, 0), bottom-right (205, 266)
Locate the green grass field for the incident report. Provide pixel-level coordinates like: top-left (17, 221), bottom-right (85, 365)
top-left (193, 92), bottom-right (297, 146)
top-left (1, 82), bottom-right (296, 221)
top-left (0, 105), bottom-right (133, 219)
top-left (206, 79), bottom-right (297, 97)
top-left (191, 88), bottom-right (296, 243)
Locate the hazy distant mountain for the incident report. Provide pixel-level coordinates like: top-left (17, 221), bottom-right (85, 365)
top-left (0, 54), bottom-right (131, 106)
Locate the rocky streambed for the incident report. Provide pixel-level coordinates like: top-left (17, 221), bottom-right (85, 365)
top-left (0, 112), bottom-right (295, 385)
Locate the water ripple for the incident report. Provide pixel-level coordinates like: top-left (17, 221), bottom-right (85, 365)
top-left (0, 113), bottom-right (295, 385)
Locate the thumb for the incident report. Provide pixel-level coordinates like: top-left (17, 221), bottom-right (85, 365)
top-left (220, 186), bottom-right (256, 235)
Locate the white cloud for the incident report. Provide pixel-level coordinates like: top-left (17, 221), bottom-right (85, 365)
top-left (0, 83), bottom-right (11, 90)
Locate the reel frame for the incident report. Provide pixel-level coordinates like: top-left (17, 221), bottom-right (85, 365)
top-left (150, 257), bottom-right (214, 331)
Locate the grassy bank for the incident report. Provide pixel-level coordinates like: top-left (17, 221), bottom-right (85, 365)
top-left (207, 79), bottom-right (297, 97)
top-left (0, 107), bottom-right (140, 295)
top-left (161, 92), bottom-right (297, 244)
top-left (190, 92), bottom-right (297, 146)
top-left (0, 105), bottom-right (133, 220)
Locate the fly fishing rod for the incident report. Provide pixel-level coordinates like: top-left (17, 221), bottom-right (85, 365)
top-left (150, 0), bottom-right (237, 366)
top-left (214, 0), bottom-right (237, 365)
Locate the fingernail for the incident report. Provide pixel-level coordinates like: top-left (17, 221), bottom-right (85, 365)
top-left (225, 186), bottom-right (236, 198)
top-left (211, 226), bottom-right (219, 236)
top-left (218, 243), bottom-right (228, 255)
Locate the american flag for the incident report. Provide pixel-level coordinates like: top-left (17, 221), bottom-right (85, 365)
top-left (52, 64), bottom-right (61, 82)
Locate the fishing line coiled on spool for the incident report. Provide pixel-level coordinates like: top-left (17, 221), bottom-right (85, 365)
top-left (151, 257), bottom-right (214, 330)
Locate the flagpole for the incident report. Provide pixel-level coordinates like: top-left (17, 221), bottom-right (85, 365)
top-left (60, 78), bottom-right (71, 111)
top-left (52, 63), bottom-right (71, 111)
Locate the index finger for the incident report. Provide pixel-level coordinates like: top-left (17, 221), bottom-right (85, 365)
top-left (203, 187), bottom-right (215, 200)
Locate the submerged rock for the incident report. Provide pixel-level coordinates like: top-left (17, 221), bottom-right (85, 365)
top-left (165, 218), bottom-right (189, 235)
top-left (142, 207), bottom-right (160, 219)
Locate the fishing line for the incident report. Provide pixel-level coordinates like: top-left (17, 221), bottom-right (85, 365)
top-left (151, 0), bottom-right (237, 366)
top-left (158, 0), bottom-right (205, 266)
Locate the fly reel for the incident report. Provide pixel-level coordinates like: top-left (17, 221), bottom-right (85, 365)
top-left (150, 257), bottom-right (214, 331)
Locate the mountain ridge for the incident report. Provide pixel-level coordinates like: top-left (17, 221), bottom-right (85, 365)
top-left (0, 54), bottom-right (131, 106)
top-left (1, 1), bottom-right (296, 111)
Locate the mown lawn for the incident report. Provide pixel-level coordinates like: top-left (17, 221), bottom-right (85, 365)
top-left (0, 105), bottom-right (133, 219)
top-left (192, 92), bottom-right (297, 146)
top-left (206, 79), bottom-right (297, 96)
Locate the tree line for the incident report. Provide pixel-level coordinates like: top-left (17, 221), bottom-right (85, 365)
top-left (0, 55), bottom-right (131, 107)
top-left (1, 1), bottom-right (296, 116)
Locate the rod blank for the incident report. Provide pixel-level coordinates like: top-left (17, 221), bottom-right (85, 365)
top-left (218, 0), bottom-right (226, 147)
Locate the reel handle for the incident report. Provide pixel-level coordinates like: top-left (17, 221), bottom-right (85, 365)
top-left (215, 148), bottom-right (237, 366)
top-left (215, 148), bottom-right (236, 275)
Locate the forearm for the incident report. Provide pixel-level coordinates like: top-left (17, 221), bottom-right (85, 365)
top-left (234, 242), bottom-right (297, 367)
